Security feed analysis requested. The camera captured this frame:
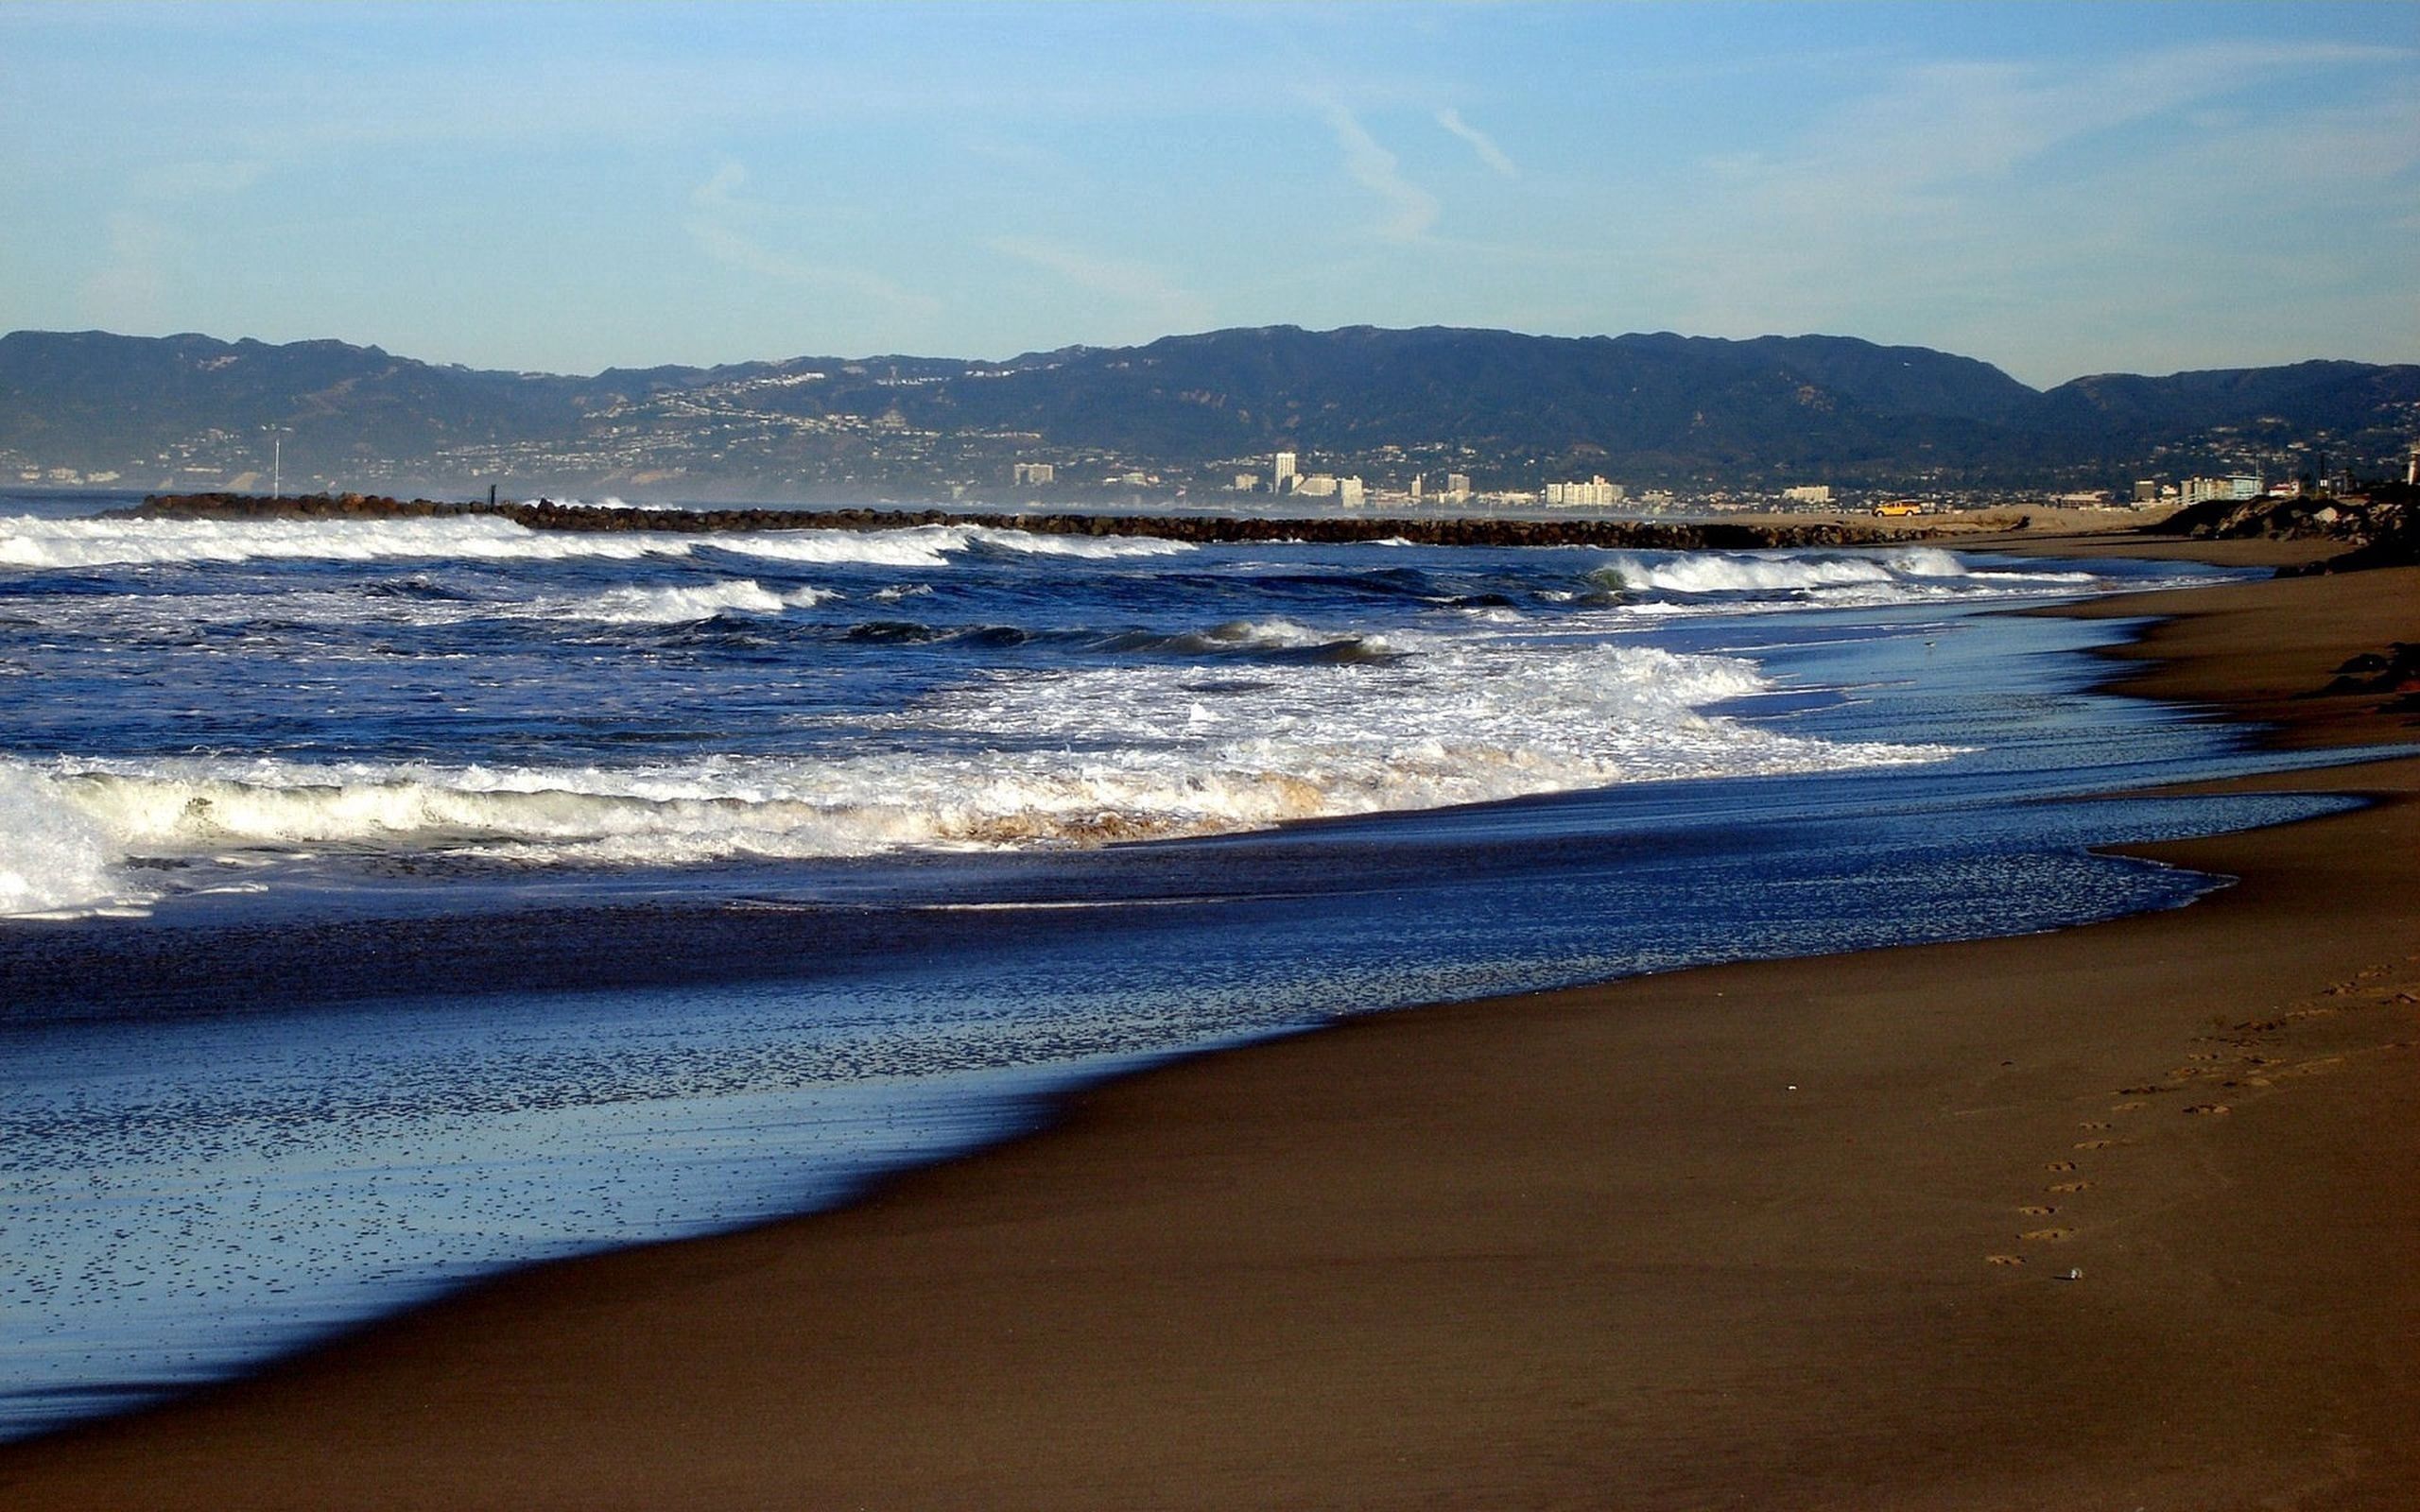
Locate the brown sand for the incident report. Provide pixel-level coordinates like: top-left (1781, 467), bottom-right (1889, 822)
top-left (4, 561), bottom-right (2414, 1511)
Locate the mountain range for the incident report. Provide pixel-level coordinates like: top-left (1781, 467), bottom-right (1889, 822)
top-left (3, 326), bottom-right (2413, 501)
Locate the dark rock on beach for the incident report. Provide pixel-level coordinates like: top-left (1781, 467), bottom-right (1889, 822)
top-left (2155, 486), bottom-right (2419, 575)
top-left (2315, 642), bottom-right (2420, 717)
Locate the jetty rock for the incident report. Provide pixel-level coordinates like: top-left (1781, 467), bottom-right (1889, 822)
top-left (128, 491), bottom-right (1945, 554)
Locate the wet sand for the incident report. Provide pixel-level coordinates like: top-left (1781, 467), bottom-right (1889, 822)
top-left (4, 551), bottom-right (2414, 1510)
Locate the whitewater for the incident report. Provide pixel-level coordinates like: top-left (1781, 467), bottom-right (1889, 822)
top-left (0, 494), bottom-right (2360, 1438)
top-left (0, 509), bottom-right (2067, 917)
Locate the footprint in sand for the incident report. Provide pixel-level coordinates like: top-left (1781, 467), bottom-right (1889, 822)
top-left (2185, 1104), bottom-right (2233, 1116)
top-left (2046, 1160), bottom-right (2078, 1172)
top-left (1986, 1254), bottom-right (2026, 1266)
top-left (2078, 1121), bottom-right (2112, 1130)
top-left (2022, 1227), bottom-right (2076, 1242)
top-left (2017, 1204), bottom-right (2057, 1216)
top-left (2110, 1101), bottom-right (2145, 1113)
top-left (2048, 1180), bottom-right (2091, 1194)
top-left (2074, 1139), bottom-right (2120, 1150)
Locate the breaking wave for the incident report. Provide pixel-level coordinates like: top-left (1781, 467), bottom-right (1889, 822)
top-left (0, 514), bottom-right (1194, 574)
top-left (539, 579), bottom-right (831, 625)
top-left (2, 637), bottom-right (1959, 909)
top-left (960, 526), bottom-right (1196, 560)
top-left (703, 527), bottom-right (966, 569)
top-left (1594, 547), bottom-right (2097, 599)
top-left (0, 765), bottom-right (152, 919)
top-left (0, 514), bottom-right (678, 570)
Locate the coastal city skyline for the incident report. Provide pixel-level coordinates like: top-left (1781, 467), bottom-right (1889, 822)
top-left (4, 1), bottom-right (2414, 389)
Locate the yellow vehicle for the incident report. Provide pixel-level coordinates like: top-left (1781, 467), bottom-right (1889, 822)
top-left (1873, 500), bottom-right (1924, 517)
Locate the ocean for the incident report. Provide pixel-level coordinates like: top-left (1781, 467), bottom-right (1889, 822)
top-left (0, 492), bottom-right (2364, 1437)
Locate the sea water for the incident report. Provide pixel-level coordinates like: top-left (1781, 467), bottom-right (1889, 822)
top-left (0, 493), bottom-right (2366, 1435)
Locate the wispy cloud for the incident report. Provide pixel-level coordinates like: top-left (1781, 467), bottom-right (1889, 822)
top-left (1311, 97), bottom-right (1440, 243)
top-left (1724, 38), bottom-right (2417, 215)
top-left (128, 158), bottom-right (269, 202)
top-left (1642, 37), bottom-right (2420, 382)
top-left (78, 159), bottom-right (267, 329)
top-left (988, 236), bottom-right (1213, 335)
top-left (683, 163), bottom-right (940, 318)
top-left (80, 212), bottom-right (173, 328)
top-left (1435, 108), bottom-right (1516, 178)
top-left (689, 161), bottom-right (748, 213)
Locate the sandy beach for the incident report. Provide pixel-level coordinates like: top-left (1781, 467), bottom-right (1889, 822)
top-left (3, 541), bottom-right (2413, 1510)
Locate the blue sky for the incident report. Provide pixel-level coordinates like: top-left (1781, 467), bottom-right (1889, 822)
top-left (3, 2), bottom-right (2413, 387)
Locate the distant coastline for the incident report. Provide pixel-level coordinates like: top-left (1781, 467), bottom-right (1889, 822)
top-left (13, 327), bottom-right (2414, 508)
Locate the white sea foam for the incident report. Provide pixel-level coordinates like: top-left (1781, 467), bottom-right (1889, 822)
top-left (1180, 617), bottom-right (1397, 656)
top-left (543, 496), bottom-right (688, 512)
top-left (961, 526), bottom-right (1196, 559)
top-left (705, 526), bottom-right (969, 569)
top-left (20, 637), bottom-right (1957, 878)
top-left (0, 765), bottom-right (151, 918)
top-left (1594, 547), bottom-right (2097, 599)
top-left (3, 577), bottom-right (838, 636)
top-left (709, 523), bottom-right (1191, 568)
top-left (0, 514), bottom-right (685, 570)
top-left (0, 513), bottom-right (1192, 575)
top-left (538, 579), bottom-right (830, 625)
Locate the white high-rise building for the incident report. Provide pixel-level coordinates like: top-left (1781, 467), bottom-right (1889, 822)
top-left (1339, 476), bottom-right (1365, 508)
top-left (1272, 451), bottom-right (1298, 492)
top-left (1546, 475), bottom-right (1626, 507)
top-left (2179, 474), bottom-right (2264, 506)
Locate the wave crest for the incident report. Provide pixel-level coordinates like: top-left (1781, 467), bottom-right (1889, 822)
top-left (0, 765), bottom-right (150, 918)
top-left (1, 514), bottom-right (1198, 575)
top-left (10, 635), bottom-right (1956, 888)
top-left (1593, 546), bottom-right (2098, 601)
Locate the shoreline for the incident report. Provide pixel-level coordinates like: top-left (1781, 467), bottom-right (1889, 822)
top-left (3, 542), bottom-right (2414, 1508)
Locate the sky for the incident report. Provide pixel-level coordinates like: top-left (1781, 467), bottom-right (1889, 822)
top-left (2, 2), bottom-right (2414, 388)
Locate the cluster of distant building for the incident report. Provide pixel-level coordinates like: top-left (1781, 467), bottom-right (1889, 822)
top-left (1003, 449), bottom-right (1856, 511)
top-left (1544, 475), bottom-right (1627, 507)
top-left (2049, 471), bottom-right (2382, 509)
top-left (16, 466), bottom-right (124, 485)
top-left (1255, 452), bottom-right (1372, 507)
top-left (996, 441), bottom-right (2420, 512)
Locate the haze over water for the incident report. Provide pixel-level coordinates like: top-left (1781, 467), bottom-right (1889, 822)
top-left (0, 494), bottom-right (2360, 1435)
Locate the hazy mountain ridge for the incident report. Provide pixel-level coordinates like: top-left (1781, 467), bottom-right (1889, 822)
top-left (3, 326), bottom-right (2412, 498)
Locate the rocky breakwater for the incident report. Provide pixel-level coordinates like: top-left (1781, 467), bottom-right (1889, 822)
top-left (130, 491), bottom-right (1947, 553)
top-left (2153, 486), bottom-right (2419, 575)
